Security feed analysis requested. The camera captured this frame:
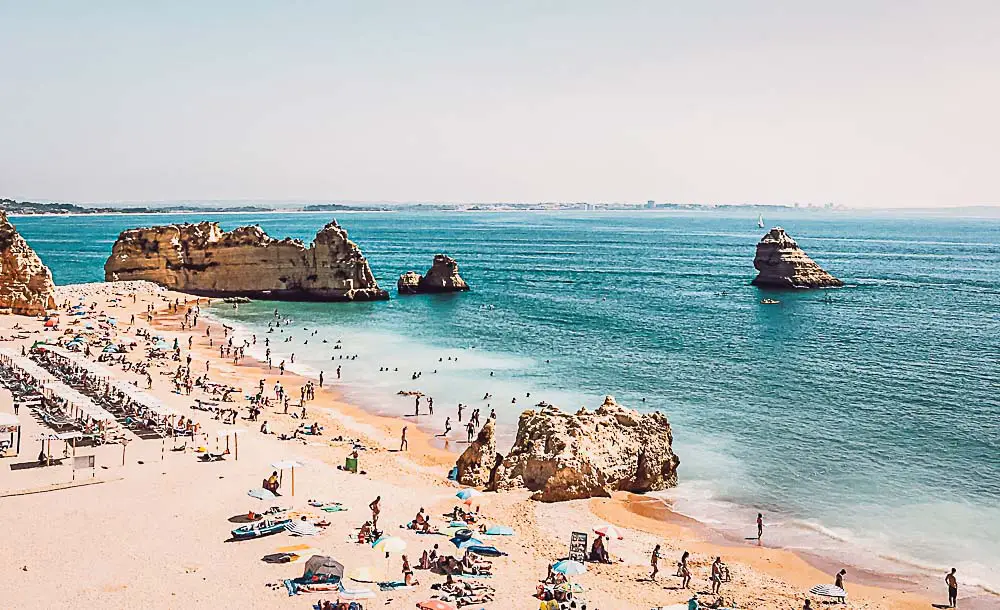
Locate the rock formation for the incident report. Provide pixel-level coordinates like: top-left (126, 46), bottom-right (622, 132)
top-left (752, 227), bottom-right (843, 288)
top-left (396, 254), bottom-right (469, 294)
top-left (396, 271), bottom-right (423, 295)
top-left (455, 418), bottom-right (502, 488)
top-left (104, 220), bottom-right (389, 301)
top-left (492, 396), bottom-right (680, 502)
top-left (0, 211), bottom-right (56, 315)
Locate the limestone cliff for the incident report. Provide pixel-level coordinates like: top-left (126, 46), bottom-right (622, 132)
top-left (493, 396), bottom-right (680, 502)
top-left (0, 212), bottom-right (56, 315)
top-left (752, 227), bottom-right (843, 289)
top-left (455, 418), bottom-right (502, 488)
top-left (104, 220), bottom-right (389, 301)
top-left (396, 254), bottom-right (469, 294)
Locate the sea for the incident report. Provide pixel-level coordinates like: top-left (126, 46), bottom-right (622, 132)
top-left (15, 210), bottom-right (1000, 595)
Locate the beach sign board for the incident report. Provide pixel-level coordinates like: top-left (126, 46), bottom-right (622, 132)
top-left (72, 454), bottom-right (95, 480)
top-left (569, 531), bottom-right (588, 562)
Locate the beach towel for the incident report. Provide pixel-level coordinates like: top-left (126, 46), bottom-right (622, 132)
top-left (322, 505), bottom-right (349, 512)
top-left (377, 581), bottom-right (414, 591)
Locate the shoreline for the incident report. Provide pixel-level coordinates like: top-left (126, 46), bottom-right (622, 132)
top-left (188, 294), bottom-right (987, 608)
top-left (0, 280), bottom-right (988, 608)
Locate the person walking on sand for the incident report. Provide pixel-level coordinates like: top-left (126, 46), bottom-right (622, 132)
top-left (443, 417), bottom-right (451, 436)
top-left (946, 568), bottom-right (958, 608)
top-left (711, 556), bottom-right (723, 595)
top-left (649, 544), bottom-right (661, 581)
top-left (400, 426), bottom-right (408, 451)
top-left (369, 496), bottom-right (381, 530)
top-left (757, 512), bottom-right (764, 540)
top-left (834, 569), bottom-right (847, 603)
top-left (466, 421), bottom-right (475, 443)
top-left (680, 551), bottom-right (691, 588)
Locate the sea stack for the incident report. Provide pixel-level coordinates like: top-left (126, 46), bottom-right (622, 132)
top-left (396, 254), bottom-right (470, 294)
top-left (0, 211), bottom-right (56, 315)
top-left (752, 227), bottom-right (843, 288)
top-left (491, 396), bottom-right (680, 502)
top-left (104, 220), bottom-right (389, 301)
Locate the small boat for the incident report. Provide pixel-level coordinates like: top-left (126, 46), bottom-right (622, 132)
top-left (757, 214), bottom-right (765, 229)
top-left (760, 299), bottom-right (780, 305)
top-left (231, 518), bottom-right (292, 540)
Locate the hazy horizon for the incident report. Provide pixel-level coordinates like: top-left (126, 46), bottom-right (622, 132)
top-left (2, 2), bottom-right (998, 208)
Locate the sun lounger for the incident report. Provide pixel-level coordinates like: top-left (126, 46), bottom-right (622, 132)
top-left (377, 581), bottom-right (414, 591)
top-left (199, 452), bottom-right (225, 462)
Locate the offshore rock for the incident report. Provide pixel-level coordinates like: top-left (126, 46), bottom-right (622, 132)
top-left (455, 418), bottom-right (501, 488)
top-left (0, 211), bottom-right (56, 315)
top-left (104, 220), bottom-right (389, 301)
top-left (495, 396), bottom-right (680, 502)
top-left (396, 271), bottom-right (422, 295)
top-left (396, 254), bottom-right (470, 294)
top-left (752, 227), bottom-right (843, 289)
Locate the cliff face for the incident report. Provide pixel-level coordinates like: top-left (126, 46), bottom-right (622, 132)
top-left (752, 228), bottom-right (843, 289)
top-left (455, 418), bottom-right (502, 488)
top-left (0, 212), bottom-right (56, 315)
top-left (397, 254), bottom-right (469, 294)
top-left (493, 396), bottom-right (680, 502)
top-left (104, 220), bottom-right (389, 301)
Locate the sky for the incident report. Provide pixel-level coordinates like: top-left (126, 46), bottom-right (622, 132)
top-left (1, 1), bottom-right (998, 208)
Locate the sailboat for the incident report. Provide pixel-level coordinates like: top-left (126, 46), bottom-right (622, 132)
top-left (757, 214), bottom-right (764, 229)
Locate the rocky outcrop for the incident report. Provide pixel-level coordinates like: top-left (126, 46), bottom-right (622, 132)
top-left (104, 220), bottom-right (389, 301)
top-left (396, 254), bottom-right (469, 294)
top-left (493, 396), bottom-right (680, 502)
top-left (396, 271), bottom-right (422, 295)
top-left (0, 212), bottom-right (56, 315)
top-left (752, 228), bottom-right (843, 288)
top-left (455, 418), bottom-right (501, 487)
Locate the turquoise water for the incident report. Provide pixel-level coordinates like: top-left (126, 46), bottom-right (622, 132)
top-left (16, 211), bottom-right (1000, 591)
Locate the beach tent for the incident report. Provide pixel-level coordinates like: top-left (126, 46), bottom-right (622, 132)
top-left (302, 555), bottom-right (344, 583)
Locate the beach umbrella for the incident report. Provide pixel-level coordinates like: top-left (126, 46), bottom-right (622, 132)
top-left (102, 345), bottom-right (119, 353)
top-left (372, 536), bottom-right (407, 554)
top-left (551, 560), bottom-right (586, 576)
top-left (809, 584), bottom-right (847, 599)
top-left (485, 525), bottom-right (515, 536)
top-left (287, 520), bottom-right (320, 536)
top-left (450, 536), bottom-right (483, 550)
top-left (271, 459), bottom-right (305, 496)
top-left (416, 601), bottom-right (456, 610)
top-left (594, 525), bottom-right (624, 540)
top-left (455, 488), bottom-right (482, 500)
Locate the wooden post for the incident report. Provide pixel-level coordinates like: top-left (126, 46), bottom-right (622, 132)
top-left (291, 466), bottom-right (295, 496)
top-left (122, 442), bottom-right (126, 466)
top-left (235, 433), bottom-right (239, 461)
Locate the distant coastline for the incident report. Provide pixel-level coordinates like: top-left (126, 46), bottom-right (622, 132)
top-left (3, 197), bottom-right (998, 218)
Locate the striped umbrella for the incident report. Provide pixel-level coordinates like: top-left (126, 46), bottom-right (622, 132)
top-left (809, 584), bottom-right (847, 598)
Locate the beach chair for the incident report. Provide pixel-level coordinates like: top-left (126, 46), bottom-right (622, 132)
top-left (199, 452), bottom-right (225, 462)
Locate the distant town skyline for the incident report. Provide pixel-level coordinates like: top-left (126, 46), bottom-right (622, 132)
top-left (2, 1), bottom-right (998, 208)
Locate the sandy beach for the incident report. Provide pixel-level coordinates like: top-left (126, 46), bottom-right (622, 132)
top-left (0, 281), bottom-right (987, 610)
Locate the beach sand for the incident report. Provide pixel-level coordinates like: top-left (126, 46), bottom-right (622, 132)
top-left (0, 281), bottom-right (986, 609)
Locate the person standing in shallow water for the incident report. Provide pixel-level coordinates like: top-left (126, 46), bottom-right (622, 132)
top-left (756, 513), bottom-right (763, 540)
top-left (946, 568), bottom-right (958, 608)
